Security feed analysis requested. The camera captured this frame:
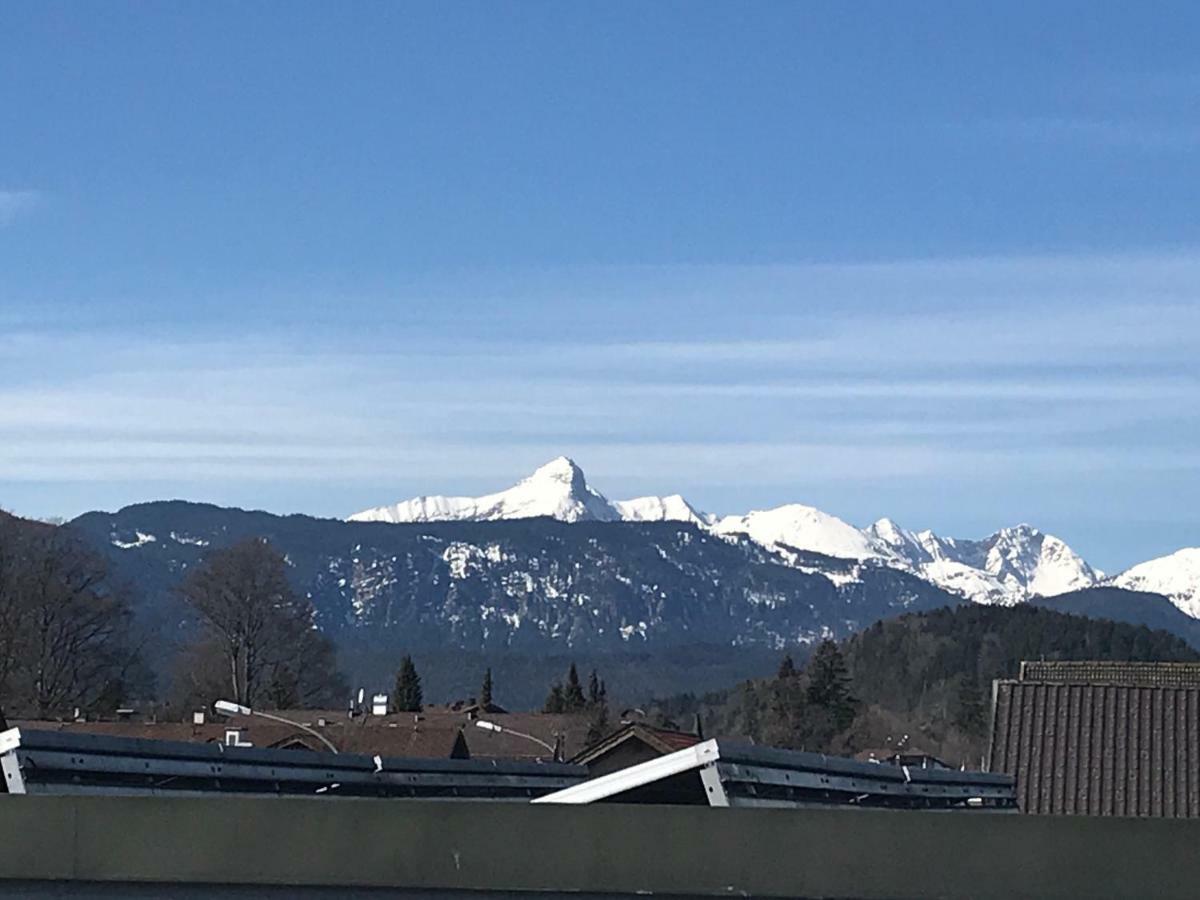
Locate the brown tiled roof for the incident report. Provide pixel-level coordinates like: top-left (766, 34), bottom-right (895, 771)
top-left (988, 681), bottom-right (1200, 817)
top-left (13, 708), bottom-right (593, 762)
top-left (1019, 660), bottom-right (1200, 689)
top-left (461, 711), bottom-right (592, 760)
top-left (570, 723), bottom-right (701, 765)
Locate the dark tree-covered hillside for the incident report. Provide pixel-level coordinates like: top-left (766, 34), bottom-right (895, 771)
top-left (650, 605), bottom-right (1200, 767)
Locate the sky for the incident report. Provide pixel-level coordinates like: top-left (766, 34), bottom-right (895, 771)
top-left (1, 2), bottom-right (1198, 572)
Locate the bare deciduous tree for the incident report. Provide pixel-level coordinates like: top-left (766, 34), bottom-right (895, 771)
top-left (176, 537), bottom-right (344, 709)
top-left (0, 513), bottom-right (141, 717)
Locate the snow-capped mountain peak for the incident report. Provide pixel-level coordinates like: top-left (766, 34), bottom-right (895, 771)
top-left (350, 456), bottom-right (619, 524)
top-left (713, 504), bottom-right (893, 561)
top-left (350, 457), bottom-right (710, 527)
top-left (865, 517), bottom-right (935, 565)
top-left (349, 456), bottom-right (1111, 609)
top-left (612, 494), bottom-right (710, 526)
top-left (977, 524), bottom-right (1099, 597)
top-left (1113, 548), bottom-right (1200, 618)
top-left (862, 518), bottom-right (1099, 604)
top-left (527, 455), bottom-right (588, 489)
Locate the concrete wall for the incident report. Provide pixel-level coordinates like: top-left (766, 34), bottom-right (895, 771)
top-left (1, 796), bottom-right (1198, 898)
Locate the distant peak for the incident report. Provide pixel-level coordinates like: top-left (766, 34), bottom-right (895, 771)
top-left (529, 456), bottom-right (585, 482)
top-left (998, 523), bottom-right (1040, 537)
top-left (525, 458), bottom-right (590, 494)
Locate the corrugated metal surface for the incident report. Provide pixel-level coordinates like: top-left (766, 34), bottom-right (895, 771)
top-left (1019, 661), bottom-right (1200, 688)
top-left (1, 727), bottom-right (585, 799)
top-left (989, 681), bottom-right (1200, 817)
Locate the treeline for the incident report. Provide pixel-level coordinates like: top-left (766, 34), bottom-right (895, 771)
top-left (543, 662), bottom-right (611, 742)
top-left (651, 605), bottom-right (1200, 766)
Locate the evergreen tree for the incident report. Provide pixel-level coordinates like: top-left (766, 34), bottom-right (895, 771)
top-left (765, 670), bottom-right (807, 749)
top-left (806, 640), bottom-right (857, 731)
top-left (480, 667), bottom-right (494, 708)
top-left (953, 676), bottom-right (987, 737)
top-left (585, 688), bottom-right (611, 745)
top-left (543, 682), bottom-right (566, 714)
top-left (588, 669), bottom-right (601, 706)
top-left (777, 654), bottom-right (797, 680)
top-left (392, 655), bottom-right (423, 713)
top-left (564, 662), bottom-right (586, 711)
top-left (740, 682), bottom-right (761, 742)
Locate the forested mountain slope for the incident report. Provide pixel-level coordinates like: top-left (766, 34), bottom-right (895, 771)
top-left (651, 605), bottom-right (1199, 766)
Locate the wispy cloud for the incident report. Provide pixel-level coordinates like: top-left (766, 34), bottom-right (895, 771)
top-left (0, 190), bottom-right (40, 226)
top-left (1, 250), bottom-right (1197, 570)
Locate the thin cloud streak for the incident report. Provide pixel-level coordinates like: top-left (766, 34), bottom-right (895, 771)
top-left (1, 249), bottom-right (1197, 575)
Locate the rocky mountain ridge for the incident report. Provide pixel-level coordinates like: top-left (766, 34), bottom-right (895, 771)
top-left (350, 457), bottom-right (1187, 612)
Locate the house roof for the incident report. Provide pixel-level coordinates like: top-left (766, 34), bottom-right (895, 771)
top-left (14, 708), bottom-right (592, 762)
top-left (1018, 660), bottom-right (1200, 689)
top-left (989, 680), bottom-right (1200, 817)
top-left (570, 723), bottom-right (702, 765)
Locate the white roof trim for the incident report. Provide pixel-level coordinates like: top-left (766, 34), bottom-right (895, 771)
top-left (532, 738), bottom-right (721, 805)
top-left (0, 727), bottom-right (22, 756)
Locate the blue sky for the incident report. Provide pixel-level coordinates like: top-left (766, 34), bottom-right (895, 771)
top-left (1, 2), bottom-right (1198, 571)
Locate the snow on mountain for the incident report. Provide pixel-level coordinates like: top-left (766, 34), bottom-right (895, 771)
top-left (350, 456), bottom-right (620, 524)
top-left (1113, 549), bottom-right (1200, 618)
top-left (713, 505), bottom-right (895, 562)
top-left (350, 456), bottom-right (1106, 606)
top-left (612, 494), bottom-right (710, 526)
top-left (865, 518), bottom-right (936, 564)
top-left (865, 519), bottom-right (1100, 605)
top-left (350, 457), bottom-right (708, 527)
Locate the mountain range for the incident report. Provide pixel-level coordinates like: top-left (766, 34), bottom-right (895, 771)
top-left (70, 500), bottom-right (958, 701)
top-left (50, 456), bottom-right (1198, 703)
top-left (350, 456), bottom-right (1196, 616)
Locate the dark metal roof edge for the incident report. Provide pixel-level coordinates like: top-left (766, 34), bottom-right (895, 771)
top-left (714, 740), bottom-right (1007, 785)
top-left (8, 728), bottom-right (584, 776)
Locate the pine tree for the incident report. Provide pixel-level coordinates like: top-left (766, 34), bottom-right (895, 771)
top-left (543, 682), bottom-right (565, 714)
top-left (564, 662), bottom-right (586, 711)
top-left (953, 676), bottom-right (987, 736)
top-left (805, 640), bottom-right (856, 730)
top-left (765, 670), bottom-right (807, 749)
top-left (392, 655), bottom-right (423, 713)
top-left (740, 683), bottom-right (761, 742)
top-left (777, 654), bottom-right (798, 680)
top-left (585, 672), bottom-right (611, 744)
top-left (480, 667), bottom-right (494, 708)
